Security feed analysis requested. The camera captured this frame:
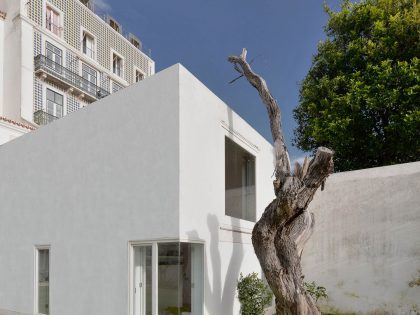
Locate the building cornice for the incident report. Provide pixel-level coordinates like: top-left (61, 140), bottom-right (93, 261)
top-left (0, 116), bottom-right (36, 131)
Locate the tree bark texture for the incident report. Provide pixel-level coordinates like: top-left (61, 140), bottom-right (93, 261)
top-left (228, 49), bottom-right (334, 315)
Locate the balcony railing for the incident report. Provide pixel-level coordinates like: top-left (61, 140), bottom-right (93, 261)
top-left (82, 45), bottom-right (95, 60)
top-left (34, 110), bottom-right (58, 126)
top-left (46, 18), bottom-right (63, 37)
top-left (34, 54), bottom-right (110, 100)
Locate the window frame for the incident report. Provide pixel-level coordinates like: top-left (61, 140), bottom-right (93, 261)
top-left (34, 245), bottom-right (51, 315)
top-left (224, 135), bottom-right (257, 223)
top-left (43, 85), bottom-right (66, 118)
top-left (110, 49), bottom-right (124, 78)
top-left (44, 41), bottom-right (63, 75)
top-left (128, 240), bottom-right (204, 315)
top-left (81, 63), bottom-right (98, 94)
top-left (108, 18), bottom-right (121, 33)
top-left (80, 27), bottom-right (97, 61)
top-left (133, 67), bottom-right (145, 83)
top-left (44, 2), bottom-right (64, 39)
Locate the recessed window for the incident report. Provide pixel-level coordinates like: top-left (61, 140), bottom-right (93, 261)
top-left (130, 38), bottom-right (140, 49)
top-left (112, 53), bottom-right (123, 77)
top-left (225, 137), bottom-right (256, 222)
top-left (45, 5), bottom-right (61, 37)
top-left (82, 31), bottom-right (95, 60)
top-left (112, 81), bottom-right (123, 93)
top-left (108, 18), bottom-right (121, 33)
top-left (82, 63), bottom-right (97, 94)
top-left (36, 247), bottom-right (50, 315)
top-left (46, 88), bottom-right (63, 118)
top-left (135, 70), bottom-right (144, 83)
top-left (128, 34), bottom-right (141, 50)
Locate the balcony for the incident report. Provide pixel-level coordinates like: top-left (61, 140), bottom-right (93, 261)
top-left (34, 110), bottom-right (58, 126)
top-left (34, 54), bottom-right (110, 102)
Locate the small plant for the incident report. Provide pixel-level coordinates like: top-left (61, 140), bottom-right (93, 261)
top-left (408, 270), bottom-right (420, 288)
top-left (237, 272), bottom-right (273, 315)
top-left (304, 281), bottom-right (328, 302)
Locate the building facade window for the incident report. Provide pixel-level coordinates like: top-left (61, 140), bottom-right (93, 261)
top-left (82, 31), bottom-right (95, 60)
top-left (131, 242), bottom-right (203, 315)
top-left (112, 81), bottom-right (123, 93)
top-left (112, 53), bottom-right (123, 77)
top-left (82, 63), bottom-right (97, 94)
top-left (225, 137), bottom-right (256, 222)
top-left (46, 88), bottom-right (64, 118)
top-left (108, 18), bottom-right (121, 33)
top-left (45, 42), bottom-right (62, 73)
top-left (45, 5), bottom-right (61, 37)
top-left (135, 70), bottom-right (144, 83)
top-left (128, 34), bottom-right (141, 50)
top-left (36, 247), bottom-right (50, 315)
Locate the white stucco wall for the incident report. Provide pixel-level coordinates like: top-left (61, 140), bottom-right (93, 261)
top-left (0, 17), bottom-right (4, 115)
top-left (0, 63), bottom-right (275, 315)
top-left (0, 65), bottom-right (181, 315)
top-left (177, 65), bottom-right (274, 314)
top-left (302, 162), bottom-right (420, 314)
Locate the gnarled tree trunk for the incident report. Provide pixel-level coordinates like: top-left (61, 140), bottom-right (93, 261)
top-left (228, 49), bottom-right (333, 315)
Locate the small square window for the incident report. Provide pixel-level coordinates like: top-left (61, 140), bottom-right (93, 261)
top-left (109, 18), bottom-right (120, 33)
top-left (135, 70), bottom-right (144, 83)
top-left (225, 137), bottom-right (256, 222)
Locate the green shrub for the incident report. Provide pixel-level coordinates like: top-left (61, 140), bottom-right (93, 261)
top-left (237, 272), bottom-right (273, 315)
top-left (304, 281), bottom-right (328, 302)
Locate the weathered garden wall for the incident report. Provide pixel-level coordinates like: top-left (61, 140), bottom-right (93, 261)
top-left (302, 161), bottom-right (420, 314)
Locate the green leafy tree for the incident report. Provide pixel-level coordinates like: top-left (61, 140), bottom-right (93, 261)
top-left (294, 0), bottom-right (420, 171)
top-left (237, 272), bottom-right (273, 315)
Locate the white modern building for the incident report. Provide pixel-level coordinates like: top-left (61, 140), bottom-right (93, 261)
top-left (0, 64), bottom-right (275, 315)
top-left (0, 0), bottom-right (155, 145)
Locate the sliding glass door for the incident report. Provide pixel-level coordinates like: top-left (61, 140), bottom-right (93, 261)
top-left (132, 242), bottom-right (203, 315)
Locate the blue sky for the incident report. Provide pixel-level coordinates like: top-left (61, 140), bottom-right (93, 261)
top-left (95, 0), bottom-right (343, 163)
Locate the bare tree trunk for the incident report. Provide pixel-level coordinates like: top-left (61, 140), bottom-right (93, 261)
top-left (228, 49), bottom-right (333, 315)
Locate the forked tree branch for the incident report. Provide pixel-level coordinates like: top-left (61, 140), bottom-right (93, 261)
top-left (228, 48), bottom-right (291, 184)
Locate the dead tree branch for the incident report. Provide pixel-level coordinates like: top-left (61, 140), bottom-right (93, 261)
top-left (228, 48), bottom-right (334, 315)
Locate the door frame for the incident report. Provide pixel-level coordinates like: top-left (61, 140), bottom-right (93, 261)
top-left (128, 240), bottom-right (205, 315)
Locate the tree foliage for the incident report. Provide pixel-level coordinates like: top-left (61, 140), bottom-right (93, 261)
top-left (304, 281), bottom-right (328, 302)
top-left (294, 0), bottom-right (420, 171)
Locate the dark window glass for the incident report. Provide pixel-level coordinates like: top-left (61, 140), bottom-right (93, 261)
top-left (225, 137), bottom-right (256, 222)
top-left (38, 249), bottom-right (49, 315)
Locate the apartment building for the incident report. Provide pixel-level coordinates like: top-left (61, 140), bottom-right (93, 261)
top-left (0, 0), bottom-right (155, 144)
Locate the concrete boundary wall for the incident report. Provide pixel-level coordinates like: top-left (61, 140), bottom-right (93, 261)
top-left (302, 161), bottom-right (420, 314)
top-left (0, 309), bottom-right (31, 315)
